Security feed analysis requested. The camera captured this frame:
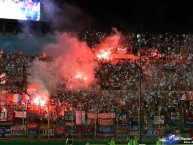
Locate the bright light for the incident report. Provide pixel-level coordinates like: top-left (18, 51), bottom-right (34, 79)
top-left (74, 72), bottom-right (88, 82)
top-left (33, 95), bottom-right (47, 106)
top-left (34, 97), bottom-right (39, 105)
top-left (84, 77), bottom-right (87, 81)
top-left (40, 100), bottom-right (46, 107)
top-left (96, 49), bottom-right (111, 60)
top-left (75, 72), bottom-right (82, 79)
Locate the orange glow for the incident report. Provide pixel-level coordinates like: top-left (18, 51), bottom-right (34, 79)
top-left (83, 77), bottom-right (87, 81)
top-left (34, 97), bottom-right (40, 105)
top-left (74, 72), bottom-right (88, 82)
top-left (33, 94), bottom-right (47, 106)
top-left (75, 72), bottom-right (82, 79)
top-left (96, 49), bottom-right (112, 60)
top-left (39, 100), bottom-right (46, 107)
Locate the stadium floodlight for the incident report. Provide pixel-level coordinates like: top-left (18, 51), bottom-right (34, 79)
top-left (0, 0), bottom-right (40, 21)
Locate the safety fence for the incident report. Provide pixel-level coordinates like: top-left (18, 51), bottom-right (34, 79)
top-left (0, 103), bottom-right (193, 142)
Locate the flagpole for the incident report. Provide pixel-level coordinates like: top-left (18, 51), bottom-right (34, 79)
top-left (22, 102), bottom-right (25, 136)
top-left (139, 33), bottom-right (142, 143)
top-left (48, 103), bottom-right (50, 138)
top-left (94, 104), bottom-right (97, 140)
top-left (72, 107), bottom-right (74, 137)
top-left (39, 103), bottom-right (41, 139)
top-left (116, 106), bottom-right (119, 139)
top-left (26, 103), bottom-right (28, 137)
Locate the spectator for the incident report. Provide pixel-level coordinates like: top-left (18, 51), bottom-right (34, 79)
top-left (66, 134), bottom-right (73, 145)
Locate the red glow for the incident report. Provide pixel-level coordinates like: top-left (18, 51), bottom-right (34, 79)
top-left (44, 33), bottom-right (96, 90)
top-left (96, 49), bottom-right (112, 61)
top-left (74, 71), bottom-right (89, 83)
top-left (75, 72), bottom-right (82, 79)
top-left (33, 94), bottom-right (47, 107)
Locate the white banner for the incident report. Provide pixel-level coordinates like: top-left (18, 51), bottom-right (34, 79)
top-left (154, 116), bottom-right (164, 124)
top-left (0, 110), bottom-right (7, 121)
top-left (76, 111), bottom-right (85, 125)
top-left (98, 113), bottom-right (115, 118)
top-left (14, 111), bottom-right (26, 118)
top-left (87, 113), bottom-right (115, 119)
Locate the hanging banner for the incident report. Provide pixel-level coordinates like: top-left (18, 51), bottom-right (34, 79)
top-left (0, 125), bottom-right (11, 138)
top-left (87, 113), bottom-right (115, 119)
top-left (98, 113), bottom-right (115, 119)
top-left (27, 123), bottom-right (38, 135)
top-left (0, 108), bottom-right (13, 125)
top-left (81, 127), bottom-right (94, 137)
top-left (11, 125), bottom-right (26, 136)
top-left (171, 112), bottom-right (180, 125)
top-left (42, 128), bottom-right (55, 137)
top-left (0, 127), bottom-right (4, 138)
top-left (65, 122), bottom-right (75, 126)
top-left (55, 128), bottom-right (64, 137)
top-left (28, 129), bottom-right (38, 135)
top-left (118, 112), bottom-right (128, 126)
top-left (28, 123), bottom-right (38, 129)
top-left (75, 111), bottom-right (85, 125)
top-left (98, 125), bottom-right (114, 133)
top-left (64, 111), bottom-right (75, 126)
top-left (65, 127), bottom-right (78, 136)
top-left (98, 118), bottom-right (114, 126)
top-left (0, 110), bottom-right (7, 121)
top-left (117, 127), bottom-right (128, 138)
top-left (184, 116), bottom-right (193, 125)
top-left (64, 111), bottom-right (75, 121)
top-left (96, 132), bottom-right (114, 138)
top-left (130, 117), bottom-right (138, 131)
top-left (171, 112), bottom-right (180, 120)
top-left (147, 129), bottom-right (165, 136)
top-left (14, 111), bottom-right (27, 118)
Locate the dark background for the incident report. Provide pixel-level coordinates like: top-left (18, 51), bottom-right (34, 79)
top-left (0, 0), bottom-right (192, 34)
top-left (61, 0), bottom-right (193, 33)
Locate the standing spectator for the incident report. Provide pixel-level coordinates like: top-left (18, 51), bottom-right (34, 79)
top-left (156, 138), bottom-right (162, 145)
top-left (128, 137), bottom-right (133, 145)
top-left (66, 134), bottom-right (73, 145)
top-left (133, 137), bottom-right (138, 145)
top-left (107, 139), bottom-right (111, 145)
top-left (110, 137), bottom-right (116, 145)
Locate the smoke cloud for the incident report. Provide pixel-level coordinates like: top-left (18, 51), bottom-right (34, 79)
top-left (97, 27), bottom-right (121, 51)
top-left (26, 1), bottom-right (123, 95)
top-left (27, 30), bottom-right (122, 93)
top-left (27, 32), bottom-right (97, 92)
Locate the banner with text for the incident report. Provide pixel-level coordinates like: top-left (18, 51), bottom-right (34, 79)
top-left (14, 111), bottom-right (27, 118)
top-left (98, 118), bottom-right (114, 126)
top-left (75, 111), bottom-right (85, 125)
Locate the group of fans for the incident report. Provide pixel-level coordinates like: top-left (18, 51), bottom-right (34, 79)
top-left (0, 31), bottom-right (193, 144)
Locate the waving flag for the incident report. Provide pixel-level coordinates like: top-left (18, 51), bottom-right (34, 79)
top-left (8, 94), bottom-right (23, 103)
top-left (0, 73), bottom-right (6, 84)
top-left (22, 92), bottom-right (30, 103)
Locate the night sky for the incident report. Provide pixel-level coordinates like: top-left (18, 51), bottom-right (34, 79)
top-left (57, 0), bottom-right (193, 33)
top-left (0, 0), bottom-right (192, 33)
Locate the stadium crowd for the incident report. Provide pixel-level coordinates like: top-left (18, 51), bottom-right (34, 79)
top-left (0, 32), bottom-right (193, 138)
